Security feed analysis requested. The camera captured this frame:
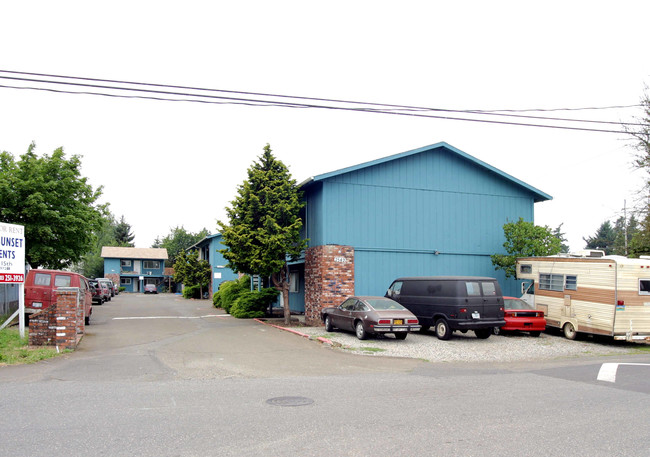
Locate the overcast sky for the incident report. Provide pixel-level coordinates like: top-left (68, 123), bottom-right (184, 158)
top-left (1, 1), bottom-right (649, 252)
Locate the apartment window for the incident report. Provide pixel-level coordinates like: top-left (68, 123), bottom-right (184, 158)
top-left (143, 261), bottom-right (160, 269)
top-left (565, 275), bottom-right (578, 290)
top-left (121, 260), bottom-right (132, 267)
top-left (121, 278), bottom-right (132, 285)
top-left (539, 273), bottom-right (564, 292)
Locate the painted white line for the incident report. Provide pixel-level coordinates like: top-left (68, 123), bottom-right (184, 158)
top-left (113, 314), bottom-right (230, 320)
top-left (597, 363), bottom-right (650, 383)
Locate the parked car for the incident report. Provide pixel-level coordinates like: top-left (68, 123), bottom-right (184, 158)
top-left (321, 296), bottom-right (420, 340)
top-left (90, 279), bottom-right (111, 303)
top-left (24, 269), bottom-right (93, 325)
top-left (96, 279), bottom-right (113, 301)
top-left (386, 276), bottom-right (505, 340)
top-left (88, 279), bottom-right (107, 305)
top-left (144, 284), bottom-right (158, 294)
top-left (493, 296), bottom-right (546, 336)
top-left (97, 278), bottom-right (115, 297)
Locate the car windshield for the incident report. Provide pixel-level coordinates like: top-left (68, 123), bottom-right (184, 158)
top-left (365, 299), bottom-right (405, 310)
top-left (504, 298), bottom-right (535, 310)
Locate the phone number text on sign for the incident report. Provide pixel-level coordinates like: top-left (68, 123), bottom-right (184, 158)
top-left (0, 274), bottom-right (24, 283)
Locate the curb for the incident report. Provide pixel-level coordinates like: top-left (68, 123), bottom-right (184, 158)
top-left (254, 318), bottom-right (334, 346)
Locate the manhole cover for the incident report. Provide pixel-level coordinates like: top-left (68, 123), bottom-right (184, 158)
top-left (266, 396), bottom-right (314, 407)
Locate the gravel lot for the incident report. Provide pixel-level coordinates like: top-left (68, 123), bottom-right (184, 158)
top-left (282, 325), bottom-right (642, 362)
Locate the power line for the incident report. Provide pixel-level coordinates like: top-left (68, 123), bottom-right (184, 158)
top-left (0, 69), bottom-right (646, 135)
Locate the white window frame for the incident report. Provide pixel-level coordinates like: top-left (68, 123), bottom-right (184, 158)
top-left (121, 278), bottom-right (132, 285)
top-left (143, 260), bottom-right (160, 270)
top-left (289, 272), bottom-right (299, 293)
top-left (121, 260), bottom-right (132, 267)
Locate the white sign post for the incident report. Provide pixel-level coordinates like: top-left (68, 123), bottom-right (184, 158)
top-left (0, 222), bottom-right (26, 337)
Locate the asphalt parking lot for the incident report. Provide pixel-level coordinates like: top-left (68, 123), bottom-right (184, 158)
top-left (276, 323), bottom-right (642, 362)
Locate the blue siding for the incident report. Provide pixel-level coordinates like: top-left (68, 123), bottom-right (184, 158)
top-left (301, 144), bottom-right (545, 303)
top-left (208, 236), bottom-right (239, 290)
top-left (354, 250), bottom-right (517, 298)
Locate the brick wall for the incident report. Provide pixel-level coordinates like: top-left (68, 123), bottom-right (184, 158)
top-left (28, 288), bottom-right (84, 350)
top-left (304, 245), bottom-right (354, 325)
top-left (106, 273), bottom-right (120, 290)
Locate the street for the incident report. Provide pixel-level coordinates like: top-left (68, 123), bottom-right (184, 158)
top-left (1, 293), bottom-right (649, 456)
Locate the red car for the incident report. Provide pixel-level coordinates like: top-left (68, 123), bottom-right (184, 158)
top-left (493, 296), bottom-right (546, 336)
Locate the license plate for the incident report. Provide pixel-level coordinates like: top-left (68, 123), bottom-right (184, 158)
top-left (394, 319), bottom-right (403, 325)
top-left (472, 312), bottom-right (480, 319)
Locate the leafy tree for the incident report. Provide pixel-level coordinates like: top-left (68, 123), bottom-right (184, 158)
top-left (77, 215), bottom-right (119, 278)
top-left (152, 226), bottom-right (209, 265)
top-left (491, 218), bottom-right (562, 278)
top-left (583, 221), bottom-right (616, 254)
top-left (0, 143), bottom-right (104, 269)
top-left (625, 88), bottom-right (650, 256)
top-left (627, 86), bottom-right (650, 191)
top-left (114, 215), bottom-right (135, 246)
top-left (218, 144), bottom-right (307, 324)
top-left (173, 250), bottom-right (211, 298)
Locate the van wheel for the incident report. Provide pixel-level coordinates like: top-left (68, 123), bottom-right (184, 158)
top-left (563, 322), bottom-right (577, 340)
top-left (394, 332), bottom-right (407, 340)
top-left (492, 326), bottom-right (501, 335)
top-left (85, 315), bottom-right (90, 325)
top-left (475, 328), bottom-right (491, 339)
top-left (435, 319), bottom-right (452, 340)
top-left (355, 321), bottom-right (368, 340)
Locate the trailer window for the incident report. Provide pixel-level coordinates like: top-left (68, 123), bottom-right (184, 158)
top-left (565, 275), bottom-right (577, 290)
top-left (639, 279), bottom-right (650, 295)
top-left (540, 273), bottom-right (564, 292)
top-left (519, 264), bottom-right (532, 274)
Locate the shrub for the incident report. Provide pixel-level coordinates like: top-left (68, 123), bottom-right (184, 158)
top-left (217, 275), bottom-right (250, 313)
top-left (230, 287), bottom-right (280, 319)
top-left (182, 284), bottom-right (201, 299)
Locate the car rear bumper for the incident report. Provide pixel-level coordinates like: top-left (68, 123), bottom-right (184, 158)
top-left (371, 324), bottom-right (421, 333)
top-left (502, 317), bottom-right (546, 332)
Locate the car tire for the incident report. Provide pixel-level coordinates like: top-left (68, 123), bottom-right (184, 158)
top-left (324, 316), bottom-right (334, 332)
top-left (492, 326), bottom-right (501, 335)
top-left (475, 328), bottom-right (491, 339)
top-left (394, 332), bottom-right (407, 340)
top-left (355, 321), bottom-right (368, 340)
top-left (563, 322), bottom-right (578, 340)
top-left (85, 315), bottom-right (90, 325)
top-left (530, 331), bottom-right (541, 337)
top-left (434, 319), bottom-right (452, 340)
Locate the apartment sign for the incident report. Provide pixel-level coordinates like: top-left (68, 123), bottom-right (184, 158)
top-left (0, 222), bottom-right (25, 283)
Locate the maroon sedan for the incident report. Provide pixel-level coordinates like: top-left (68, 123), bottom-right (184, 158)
top-left (493, 296), bottom-right (546, 336)
top-left (321, 296), bottom-right (420, 340)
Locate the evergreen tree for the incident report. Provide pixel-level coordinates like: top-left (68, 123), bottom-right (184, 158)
top-left (114, 215), bottom-right (135, 246)
top-left (583, 221), bottom-right (616, 254)
top-left (218, 144), bottom-right (307, 324)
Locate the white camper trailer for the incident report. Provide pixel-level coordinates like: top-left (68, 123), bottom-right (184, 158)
top-left (516, 254), bottom-right (650, 341)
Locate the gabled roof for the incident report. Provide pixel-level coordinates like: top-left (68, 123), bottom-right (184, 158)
top-left (101, 247), bottom-right (169, 260)
top-left (188, 233), bottom-right (221, 251)
top-left (298, 141), bottom-right (551, 202)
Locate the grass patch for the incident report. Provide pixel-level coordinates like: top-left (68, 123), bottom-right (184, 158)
top-left (0, 328), bottom-right (66, 365)
top-left (345, 346), bottom-right (387, 354)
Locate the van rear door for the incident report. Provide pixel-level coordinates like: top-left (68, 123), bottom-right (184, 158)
top-left (25, 271), bottom-right (53, 311)
top-left (479, 280), bottom-right (502, 319)
top-left (464, 280), bottom-right (485, 319)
